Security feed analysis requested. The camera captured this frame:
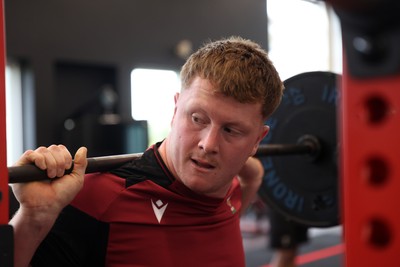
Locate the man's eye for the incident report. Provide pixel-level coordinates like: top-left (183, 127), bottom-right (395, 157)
top-left (192, 115), bottom-right (205, 124)
top-left (224, 127), bottom-right (238, 135)
top-left (223, 127), bottom-right (232, 133)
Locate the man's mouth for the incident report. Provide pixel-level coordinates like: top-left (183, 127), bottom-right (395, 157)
top-left (191, 159), bottom-right (215, 169)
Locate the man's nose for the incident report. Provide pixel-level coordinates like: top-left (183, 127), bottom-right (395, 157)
top-left (199, 127), bottom-right (220, 154)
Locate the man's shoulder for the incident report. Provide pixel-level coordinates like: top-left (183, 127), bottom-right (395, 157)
top-left (110, 146), bottom-right (174, 188)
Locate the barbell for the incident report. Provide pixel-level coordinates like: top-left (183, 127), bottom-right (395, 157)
top-left (7, 136), bottom-right (320, 183)
top-left (7, 71), bottom-right (340, 228)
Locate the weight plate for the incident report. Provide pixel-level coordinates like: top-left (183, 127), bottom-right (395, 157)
top-left (258, 71), bottom-right (340, 227)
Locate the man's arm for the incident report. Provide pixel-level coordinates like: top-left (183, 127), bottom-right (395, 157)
top-left (237, 156), bottom-right (264, 215)
top-left (9, 145), bottom-right (87, 267)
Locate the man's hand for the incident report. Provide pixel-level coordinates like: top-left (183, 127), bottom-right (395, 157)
top-left (11, 145), bottom-right (87, 218)
top-left (9, 145), bottom-right (87, 267)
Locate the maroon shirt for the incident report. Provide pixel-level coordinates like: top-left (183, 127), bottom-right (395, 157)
top-left (32, 144), bottom-right (245, 267)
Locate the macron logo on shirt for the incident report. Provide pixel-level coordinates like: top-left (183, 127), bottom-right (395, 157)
top-left (151, 199), bottom-right (168, 223)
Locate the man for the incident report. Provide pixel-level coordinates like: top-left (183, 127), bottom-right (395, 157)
top-left (10, 36), bottom-right (284, 267)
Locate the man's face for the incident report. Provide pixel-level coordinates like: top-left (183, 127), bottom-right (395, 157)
top-left (164, 77), bottom-right (268, 198)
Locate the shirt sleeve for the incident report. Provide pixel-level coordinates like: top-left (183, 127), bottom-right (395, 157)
top-left (31, 205), bottom-right (109, 267)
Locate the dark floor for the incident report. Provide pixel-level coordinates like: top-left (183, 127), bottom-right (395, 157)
top-left (241, 212), bottom-right (343, 267)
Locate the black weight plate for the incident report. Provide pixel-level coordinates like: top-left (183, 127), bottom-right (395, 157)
top-left (258, 71), bottom-right (340, 227)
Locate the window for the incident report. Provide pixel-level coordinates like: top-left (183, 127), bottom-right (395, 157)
top-left (131, 68), bottom-right (180, 146)
top-left (6, 61), bottom-right (23, 165)
top-left (267, 0), bottom-right (342, 80)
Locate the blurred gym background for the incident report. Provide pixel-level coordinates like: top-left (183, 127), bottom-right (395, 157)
top-left (5, 1), bottom-right (343, 266)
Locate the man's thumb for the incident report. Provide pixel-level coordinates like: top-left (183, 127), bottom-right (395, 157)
top-left (73, 147), bottom-right (88, 176)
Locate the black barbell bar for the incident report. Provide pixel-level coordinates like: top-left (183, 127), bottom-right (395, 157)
top-left (7, 134), bottom-right (321, 184)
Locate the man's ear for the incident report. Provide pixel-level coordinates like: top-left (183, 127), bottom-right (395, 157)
top-left (250, 125), bottom-right (270, 156)
top-left (260, 125), bottom-right (270, 141)
top-left (171, 92), bottom-right (180, 126)
top-left (174, 92), bottom-right (180, 104)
